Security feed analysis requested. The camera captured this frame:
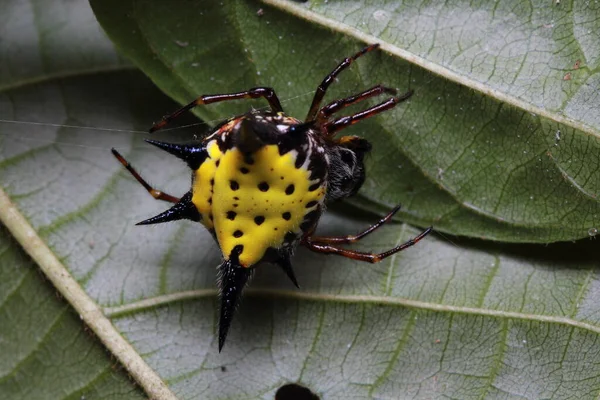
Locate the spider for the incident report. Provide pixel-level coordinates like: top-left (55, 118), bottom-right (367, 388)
top-left (112, 43), bottom-right (432, 351)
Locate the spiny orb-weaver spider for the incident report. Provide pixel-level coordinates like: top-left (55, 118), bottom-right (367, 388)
top-left (112, 43), bottom-right (432, 351)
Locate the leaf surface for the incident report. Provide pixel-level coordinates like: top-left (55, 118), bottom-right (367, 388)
top-left (1, 1), bottom-right (600, 400)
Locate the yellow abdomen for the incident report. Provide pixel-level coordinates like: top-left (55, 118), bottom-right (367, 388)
top-left (192, 140), bottom-right (325, 267)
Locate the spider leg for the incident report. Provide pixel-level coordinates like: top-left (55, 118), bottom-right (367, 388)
top-left (111, 148), bottom-right (180, 203)
top-left (302, 226), bottom-right (432, 263)
top-left (305, 43), bottom-right (380, 122)
top-left (150, 87), bottom-right (284, 133)
top-left (323, 90), bottom-right (412, 136)
top-left (316, 85), bottom-right (398, 124)
top-left (309, 205), bottom-right (401, 244)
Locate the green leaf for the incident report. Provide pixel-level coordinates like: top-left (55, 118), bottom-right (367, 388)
top-left (0, 0), bottom-right (130, 92)
top-left (0, 227), bottom-right (144, 400)
top-left (90, 0), bottom-right (600, 243)
top-left (2, 1), bottom-right (600, 399)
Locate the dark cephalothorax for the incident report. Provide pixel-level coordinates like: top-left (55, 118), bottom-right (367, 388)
top-left (325, 136), bottom-right (372, 202)
top-left (112, 44), bottom-right (432, 351)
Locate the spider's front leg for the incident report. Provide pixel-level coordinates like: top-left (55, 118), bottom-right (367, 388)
top-left (111, 148), bottom-right (180, 203)
top-left (315, 85), bottom-right (398, 125)
top-left (305, 43), bottom-right (380, 121)
top-left (149, 87), bottom-right (284, 132)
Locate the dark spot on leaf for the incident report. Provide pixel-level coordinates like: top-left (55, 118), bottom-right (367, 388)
top-left (230, 180), bottom-right (239, 190)
top-left (240, 167), bottom-right (249, 174)
top-left (258, 182), bottom-right (269, 192)
top-left (282, 212), bottom-right (291, 220)
top-left (308, 182), bottom-right (320, 192)
top-left (226, 211), bottom-right (236, 220)
top-left (275, 383), bottom-right (320, 400)
top-left (254, 216), bottom-right (265, 225)
top-left (285, 184), bottom-right (295, 195)
top-left (233, 230), bottom-right (243, 238)
top-left (306, 200), bottom-right (318, 208)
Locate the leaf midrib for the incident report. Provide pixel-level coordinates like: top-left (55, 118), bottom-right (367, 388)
top-left (103, 287), bottom-right (600, 336)
top-left (0, 188), bottom-right (178, 400)
top-left (0, 65), bottom-right (138, 93)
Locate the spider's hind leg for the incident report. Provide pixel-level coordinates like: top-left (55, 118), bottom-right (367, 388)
top-left (308, 205), bottom-right (401, 245)
top-left (303, 226), bottom-right (432, 263)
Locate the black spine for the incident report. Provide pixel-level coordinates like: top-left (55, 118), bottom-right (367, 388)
top-left (136, 191), bottom-right (200, 225)
top-left (217, 247), bottom-right (253, 352)
top-left (145, 139), bottom-right (207, 170)
top-left (278, 122), bottom-right (310, 155)
top-left (234, 118), bottom-right (267, 153)
top-left (276, 255), bottom-right (299, 288)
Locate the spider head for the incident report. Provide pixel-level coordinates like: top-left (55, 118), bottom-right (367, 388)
top-left (326, 135), bottom-right (372, 202)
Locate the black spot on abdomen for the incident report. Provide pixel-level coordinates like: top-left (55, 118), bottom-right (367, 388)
top-left (300, 208), bottom-right (321, 232)
top-left (306, 200), bottom-right (318, 208)
top-left (294, 151), bottom-right (307, 169)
